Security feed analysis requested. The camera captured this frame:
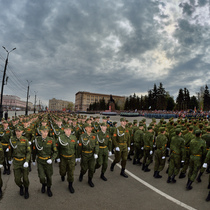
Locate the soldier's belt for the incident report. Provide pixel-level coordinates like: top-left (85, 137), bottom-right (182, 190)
top-left (193, 154), bottom-right (201, 157)
top-left (144, 145), bottom-right (150, 148)
top-left (172, 151), bottom-right (180, 155)
top-left (61, 154), bottom-right (74, 158)
top-left (99, 146), bottom-right (107, 149)
top-left (207, 148), bottom-right (209, 151)
top-left (118, 143), bottom-right (126, 145)
top-left (82, 150), bottom-right (92, 154)
top-left (38, 156), bottom-right (50, 160)
top-left (185, 147), bottom-right (189, 149)
top-left (1, 143), bottom-right (8, 146)
top-left (14, 157), bottom-right (26, 161)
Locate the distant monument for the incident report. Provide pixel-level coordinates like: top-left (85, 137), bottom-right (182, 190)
top-left (108, 95), bottom-right (115, 111)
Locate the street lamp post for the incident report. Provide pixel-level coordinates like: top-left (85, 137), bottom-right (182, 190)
top-left (25, 80), bottom-right (32, 116)
top-left (0, 46), bottom-right (16, 121)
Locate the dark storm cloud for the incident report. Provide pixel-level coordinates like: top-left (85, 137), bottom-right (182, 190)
top-left (0, 0), bottom-right (210, 107)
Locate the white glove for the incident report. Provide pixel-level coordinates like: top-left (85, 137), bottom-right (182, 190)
top-left (115, 147), bottom-right (120, 151)
top-left (181, 160), bottom-right (184, 163)
top-left (131, 143), bottom-right (134, 146)
top-left (108, 151), bottom-right (112, 156)
top-left (150, 151), bottom-right (153, 155)
top-left (8, 160), bottom-right (13, 164)
top-left (76, 158), bottom-right (81, 163)
top-left (47, 159), bottom-right (52, 164)
top-left (56, 158), bottom-right (61, 163)
top-left (128, 147), bottom-right (130, 152)
top-left (153, 145), bottom-right (156, 148)
top-left (162, 156), bottom-right (166, 159)
top-left (29, 141), bottom-right (32, 145)
top-left (6, 148), bottom-right (9, 152)
top-left (0, 164), bottom-right (3, 168)
top-left (94, 154), bottom-right (98, 159)
top-left (32, 162), bottom-right (36, 166)
top-left (203, 163), bottom-right (207, 168)
top-left (23, 162), bottom-right (29, 168)
top-left (141, 147), bottom-right (144, 150)
top-left (167, 147), bottom-right (170, 151)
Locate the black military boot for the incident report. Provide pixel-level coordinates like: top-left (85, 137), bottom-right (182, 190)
top-left (120, 168), bottom-right (128, 178)
top-left (29, 162), bottom-right (31, 172)
top-left (88, 177), bottom-right (94, 187)
top-left (136, 159), bottom-right (141, 165)
top-left (7, 165), bottom-right (10, 175)
top-left (206, 165), bottom-right (210, 174)
top-left (68, 182), bottom-right (75, 193)
top-left (79, 172), bottom-right (83, 182)
top-left (110, 162), bottom-right (115, 171)
top-left (133, 158), bottom-right (136, 165)
top-left (47, 187), bottom-right (53, 197)
top-left (41, 184), bottom-right (46, 193)
top-left (127, 154), bottom-right (132, 161)
top-left (208, 183), bottom-right (210, 189)
top-left (24, 187), bottom-right (29, 199)
top-left (166, 167), bottom-right (169, 174)
top-left (155, 171), bottom-right (162, 178)
top-left (171, 175), bottom-right (176, 183)
top-left (3, 166), bottom-right (7, 175)
top-left (179, 172), bottom-right (186, 179)
top-left (196, 172), bottom-right (203, 183)
top-left (153, 171), bottom-right (157, 177)
top-left (142, 164), bottom-right (145, 171)
top-left (61, 176), bottom-right (65, 182)
top-left (144, 165), bottom-right (150, 172)
top-left (19, 185), bottom-right (24, 196)
top-left (186, 180), bottom-right (193, 190)
top-left (206, 191), bottom-right (210, 202)
top-left (100, 173), bottom-right (107, 181)
top-left (0, 188), bottom-right (2, 198)
top-left (167, 176), bottom-right (171, 183)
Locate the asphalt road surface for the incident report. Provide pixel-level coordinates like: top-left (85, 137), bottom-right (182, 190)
top-left (0, 113), bottom-right (209, 210)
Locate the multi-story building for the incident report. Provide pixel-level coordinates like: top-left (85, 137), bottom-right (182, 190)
top-left (75, 91), bottom-right (125, 111)
top-left (2, 95), bottom-right (27, 110)
top-left (49, 98), bottom-right (73, 111)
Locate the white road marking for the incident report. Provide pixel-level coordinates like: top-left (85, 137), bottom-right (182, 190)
top-left (108, 157), bottom-right (197, 210)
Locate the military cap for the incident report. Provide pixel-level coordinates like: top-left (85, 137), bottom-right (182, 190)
top-left (128, 122), bottom-right (132, 126)
top-left (64, 124), bottom-right (71, 129)
top-left (120, 117), bottom-right (126, 122)
top-left (100, 122), bottom-right (107, 126)
top-left (113, 121), bottom-right (117, 125)
top-left (147, 126), bottom-right (153, 130)
top-left (84, 123), bottom-right (92, 128)
top-left (133, 120), bottom-right (137, 123)
top-left (107, 116), bottom-right (110, 118)
top-left (142, 118), bottom-right (146, 122)
top-left (15, 125), bottom-right (23, 131)
top-left (40, 126), bottom-right (49, 131)
top-left (174, 122), bottom-right (178, 126)
top-left (159, 127), bottom-right (165, 133)
top-left (139, 122), bottom-right (144, 126)
top-left (152, 118), bottom-right (156, 122)
top-left (206, 126), bottom-right (210, 132)
top-left (102, 116), bottom-right (106, 119)
top-left (2, 120), bottom-right (8, 124)
top-left (175, 128), bottom-right (181, 135)
top-left (72, 118), bottom-right (77, 122)
top-left (195, 129), bottom-right (201, 135)
top-left (189, 126), bottom-right (194, 131)
top-left (150, 122), bottom-right (154, 126)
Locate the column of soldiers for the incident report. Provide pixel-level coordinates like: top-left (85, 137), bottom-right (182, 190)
top-left (0, 113), bottom-right (210, 202)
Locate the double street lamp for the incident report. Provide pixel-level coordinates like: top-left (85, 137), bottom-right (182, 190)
top-left (0, 46), bottom-right (16, 120)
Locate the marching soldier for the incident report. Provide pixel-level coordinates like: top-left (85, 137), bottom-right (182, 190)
top-left (110, 118), bottom-right (130, 178)
top-left (95, 123), bottom-right (112, 181)
top-left (78, 123), bottom-right (99, 187)
top-left (10, 125), bottom-right (31, 199)
top-left (0, 142), bottom-right (4, 198)
top-left (57, 124), bottom-right (77, 193)
top-left (33, 126), bottom-right (58, 197)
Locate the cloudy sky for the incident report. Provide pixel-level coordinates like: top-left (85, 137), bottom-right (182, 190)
top-left (0, 0), bottom-right (210, 107)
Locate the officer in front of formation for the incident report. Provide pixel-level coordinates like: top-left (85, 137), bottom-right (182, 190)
top-left (57, 124), bottom-right (77, 193)
top-left (33, 125), bottom-right (58, 197)
top-left (110, 117), bottom-right (130, 178)
top-left (10, 125), bottom-right (31, 199)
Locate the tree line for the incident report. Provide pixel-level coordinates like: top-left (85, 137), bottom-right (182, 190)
top-left (88, 83), bottom-right (210, 111)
